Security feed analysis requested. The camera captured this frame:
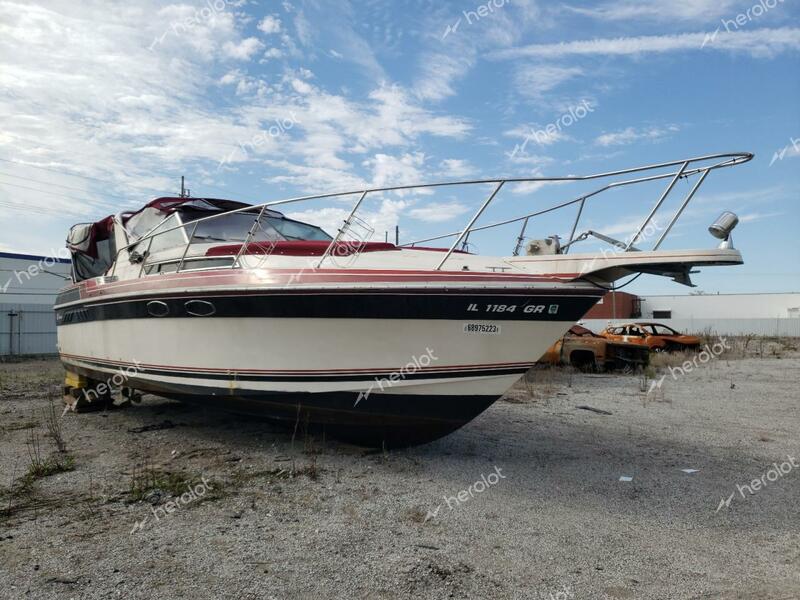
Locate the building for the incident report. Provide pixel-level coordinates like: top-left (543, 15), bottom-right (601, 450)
top-left (583, 291), bottom-right (800, 337)
top-left (583, 291), bottom-right (641, 321)
top-left (0, 251), bottom-right (72, 356)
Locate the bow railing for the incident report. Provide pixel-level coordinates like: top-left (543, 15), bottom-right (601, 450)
top-left (111, 151), bottom-right (752, 276)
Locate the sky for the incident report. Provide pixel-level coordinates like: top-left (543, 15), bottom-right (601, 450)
top-left (0, 0), bottom-right (798, 295)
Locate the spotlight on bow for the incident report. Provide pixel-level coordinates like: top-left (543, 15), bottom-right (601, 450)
top-left (708, 211), bottom-right (739, 249)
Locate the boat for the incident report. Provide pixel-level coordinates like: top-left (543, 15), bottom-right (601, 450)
top-left (55, 152), bottom-right (752, 446)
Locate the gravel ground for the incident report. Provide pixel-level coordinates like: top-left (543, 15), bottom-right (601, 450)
top-left (1, 344), bottom-right (799, 600)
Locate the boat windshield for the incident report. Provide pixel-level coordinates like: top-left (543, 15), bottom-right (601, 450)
top-left (188, 212), bottom-right (331, 243)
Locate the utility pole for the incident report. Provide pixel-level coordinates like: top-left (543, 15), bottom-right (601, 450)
top-left (180, 176), bottom-right (190, 198)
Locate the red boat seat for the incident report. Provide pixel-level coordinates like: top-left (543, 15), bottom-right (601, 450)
top-left (205, 240), bottom-right (398, 257)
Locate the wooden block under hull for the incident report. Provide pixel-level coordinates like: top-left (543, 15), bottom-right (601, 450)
top-left (63, 372), bottom-right (114, 413)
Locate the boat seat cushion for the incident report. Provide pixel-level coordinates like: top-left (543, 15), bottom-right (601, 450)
top-left (205, 240), bottom-right (398, 257)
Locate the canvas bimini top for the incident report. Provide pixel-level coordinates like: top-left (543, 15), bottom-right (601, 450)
top-left (66, 197), bottom-right (331, 281)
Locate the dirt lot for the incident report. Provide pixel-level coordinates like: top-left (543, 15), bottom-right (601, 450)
top-left (1, 341), bottom-right (799, 600)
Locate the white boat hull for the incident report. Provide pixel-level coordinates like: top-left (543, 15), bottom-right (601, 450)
top-left (56, 277), bottom-right (602, 445)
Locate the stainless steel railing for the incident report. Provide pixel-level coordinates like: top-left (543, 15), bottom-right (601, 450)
top-left (110, 151), bottom-right (752, 276)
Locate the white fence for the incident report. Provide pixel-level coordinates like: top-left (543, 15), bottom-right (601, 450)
top-left (583, 318), bottom-right (800, 337)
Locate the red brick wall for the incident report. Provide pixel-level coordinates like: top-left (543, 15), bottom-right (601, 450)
top-left (583, 291), bottom-right (640, 320)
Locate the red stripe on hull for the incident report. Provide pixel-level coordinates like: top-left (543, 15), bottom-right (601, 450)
top-left (59, 268), bottom-right (585, 304)
top-left (59, 352), bottom-right (535, 375)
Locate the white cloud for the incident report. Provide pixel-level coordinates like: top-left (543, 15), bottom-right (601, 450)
top-left (491, 27), bottom-right (800, 59)
top-left (408, 201), bottom-right (470, 223)
top-left (263, 160), bottom-right (368, 193)
top-left (284, 206), bottom-right (348, 237)
top-left (365, 153), bottom-right (427, 189)
top-left (0, 1), bottom-right (474, 255)
top-left (564, 0), bottom-right (741, 22)
top-left (595, 125), bottom-right (679, 146)
top-left (289, 3), bottom-right (386, 80)
top-left (291, 78), bottom-right (313, 94)
top-left (692, 185), bottom-right (792, 208)
top-left (438, 159), bottom-right (474, 178)
top-left (221, 84), bottom-right (471, 181)
top-left (509, 180), bottom-right (564, 195)
top-left (293, 10), bottom-right (314, 47)
top-left (257, 15), bottom-right (282, 34)
top-left (739, 211), bottom-right (784, 223)
top-left (505, 124), bottom-right (569, 149)
top-left (287, 197), bottom-right (411, 240)
top-left (219, 69), bottom-right (243, 85)
top-left (513, 65), bottom-right (583, 99)
top-left (590, 214), bottom-right (654, 238)
top-left (413, 0), bottom-right (545, 102)
top-left (222, 37), bottom-right (265, 60)
top-left (413, 48), bottom-right (477, 102)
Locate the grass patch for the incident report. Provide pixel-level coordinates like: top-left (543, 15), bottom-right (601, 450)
top-left (649, 349), bottom-right (696, 370)
top-left (0, 414), bottom-right (76, 523)
top-left (43, 395), bottom-right (68, 453)
top-left (128, 462), bottom-right (223, 504)
top-left (0, 455), bottom-right (76, 523)
top-left (26, 454), bottom-right (75, 479)
top-left (25, 429), bottom-right (75, 482)
top-left (232, 459), bottom-right (321, 486)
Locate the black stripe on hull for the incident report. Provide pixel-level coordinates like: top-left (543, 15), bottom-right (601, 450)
top-left (66, 363), bottom-right (506, 447)
top-left (56, 289), bottom-right (602, 324)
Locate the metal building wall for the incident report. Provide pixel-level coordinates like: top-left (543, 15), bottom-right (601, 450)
top-left (0, 252), bottom-right (71, 305)
top-left (0, 252), bottom-right (70, 356)
top-left (639, 293), bottom-right (800, 319)
top-left (0, 303), bottom-right (58, 356)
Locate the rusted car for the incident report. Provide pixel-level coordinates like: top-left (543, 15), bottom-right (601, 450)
top-left (540, 325), bottom-right (650, 371)
top-left (599, 322), bottom-right (701, 352)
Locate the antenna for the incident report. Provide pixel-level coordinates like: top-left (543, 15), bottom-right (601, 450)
top-left (180, 176), bottom-right (190, 198)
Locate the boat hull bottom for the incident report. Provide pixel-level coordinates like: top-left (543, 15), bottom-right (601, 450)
top-left (162, 390), bottom-right (498, 448)
top-left (64, 362), bottom-right (501, 447)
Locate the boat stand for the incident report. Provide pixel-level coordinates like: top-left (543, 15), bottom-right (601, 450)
top-left (62, 371), bottom-right (114, 413)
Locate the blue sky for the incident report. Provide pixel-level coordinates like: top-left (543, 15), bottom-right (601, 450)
top-left (0, 0), bottom-right (798, 294)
